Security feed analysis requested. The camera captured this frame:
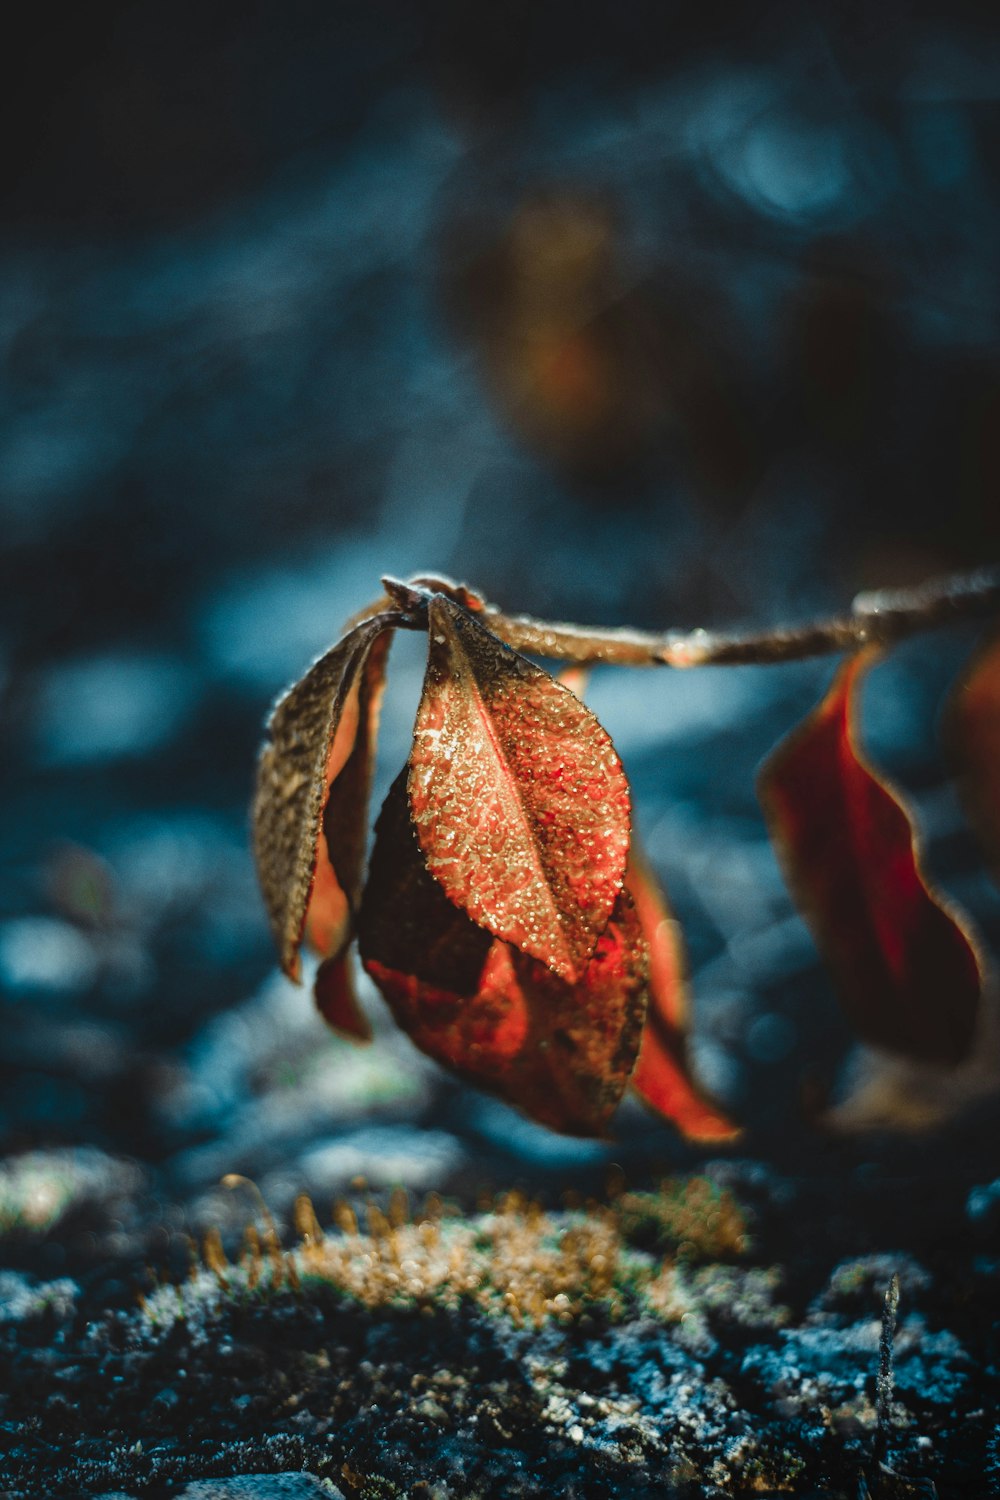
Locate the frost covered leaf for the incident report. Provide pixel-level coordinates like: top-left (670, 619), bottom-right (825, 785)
top-left (628, 851), bottom-right (739, 1141)
top-left (408, 595), bottom-right (631, 982)
top-left (359, 774), bottom-right (647, 1136)
top-left (758, 650), bottom-right (983, 1066)
top-left (947, 630), bottom-right (1000, 887)
top-left (252, 612), bottom-right (394, 984)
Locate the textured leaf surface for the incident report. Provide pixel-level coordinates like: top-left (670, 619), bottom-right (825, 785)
top-left (252, 613), bottom-right (394, 981)
top-left (627, 852), bottom-right (739, 1141)
top-left (758, 650), bottom-right (983, 1066)
top-left (948, 630), bottom-right (1000, 886)
top-left (359, 774), bottom-right (647, 1136)
top-left (408, 595), bottom-right (631, 982)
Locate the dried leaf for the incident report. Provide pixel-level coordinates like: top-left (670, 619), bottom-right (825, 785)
top-left (252, 612), bottom-right (395, 981)
top-left (359, 774), bottom-right (647, 1136)
top-left (947, 629), bottom-right (1000, 885)
top-left (312, 626), bottom-right (392, 927)
top-left (758, 649), bottom-right (983, 1066)
top-left (627, 851), bottom-right (740, 1141)
top-left (408, 595), bottom-right (631, 982)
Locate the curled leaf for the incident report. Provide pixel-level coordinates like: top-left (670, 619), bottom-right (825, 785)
top-left (758, 649), bottom-right (983, 1066)
top-left (627, 851), bottom-right (740, 1141)
top-left (947, 629), bottom-right (1000, 886)
top-left (252, 612), bottom-right (395, 983)
top-left (408, 595), bottom-right (631, 982)
top-left (359, 774), bottom-right (647, 1136)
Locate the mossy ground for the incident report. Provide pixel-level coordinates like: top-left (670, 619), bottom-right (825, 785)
top-left (1, 1160), bottom-right (995, 1498)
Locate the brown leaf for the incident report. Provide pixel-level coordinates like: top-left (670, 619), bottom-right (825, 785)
top-left (252, 612), bottom-right (395, 981)
top-left (627, 851), bottom-right (740, 1141)
top-left (947, 629), bottom-right (1000, 886)
top-left (359, 773), bottom-right (647, 1136)
top-left (758, 649), bottom-right (984, 1066)
top-left (407, 595), bottom-right (631, 982)
top-left (314, 627), bottom-right (392, 924)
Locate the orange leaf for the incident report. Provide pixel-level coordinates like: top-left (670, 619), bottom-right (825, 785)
top-left (947, 629), bottom-right (1000, 887)
top-left (359, 774), bottom-right (647, 1136)
top-left (627, 851), bottom-right (740, 1141)
top-left (407, 595), bottom-right (631, 982)
top-left (758, 649), bottom-right (983, 1066)
top-left (252, 613), bottom-right (395, 983)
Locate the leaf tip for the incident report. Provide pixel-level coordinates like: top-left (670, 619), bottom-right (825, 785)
top-left (314, 952), bottom-right (372, 1043)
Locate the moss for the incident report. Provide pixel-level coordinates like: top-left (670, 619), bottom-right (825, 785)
top-left (147, 1175), bottom-right (750, 1335)
top-left (615, 1176), bottom-right (750, 1261)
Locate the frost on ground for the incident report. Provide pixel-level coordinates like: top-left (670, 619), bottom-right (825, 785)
top-left (0, 1165), bottom-right (994, 1498)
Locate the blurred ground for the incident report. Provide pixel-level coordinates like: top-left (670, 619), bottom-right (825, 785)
top-left (1, 4), bottom-right (1000, 1492)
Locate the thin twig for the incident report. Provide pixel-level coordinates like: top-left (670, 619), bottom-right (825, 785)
top-left (383, 566), bottom-right (1000, 668)
top-left (871, 1272), bottom-right (900, 1487)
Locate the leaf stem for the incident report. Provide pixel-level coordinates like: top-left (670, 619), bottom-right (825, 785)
top-left (386, 566), bottom-right (1000, 668)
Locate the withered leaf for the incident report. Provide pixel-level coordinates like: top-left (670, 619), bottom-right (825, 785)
top-left (407, 595), bottom-right (631, 983)
top-left (359, 773), bottom-right (647, 1136)
top-left (252, 612), bottom-right (395, 983)
top-left (627, 851), bottom-right (740, 1141)
top-left (312, 627), bottom-right (392, 928)
top-left (758, 649), bottom-right (983, 1066)
top-left (947, 629), bottom-right (1000, 887)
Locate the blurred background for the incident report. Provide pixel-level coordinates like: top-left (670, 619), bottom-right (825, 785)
top-left (2, 0), bottom-right (1000, 1281)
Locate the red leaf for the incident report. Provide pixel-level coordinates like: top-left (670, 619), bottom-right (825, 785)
top-left (947, 630), bottom-right (1000, 886)
top-left (627, 851), bottom-right (740, 1141)
top-left (552, 670), bottom-right (735, 1136)
top-left (252, 613), bottom-right (394, 983)
top-left (314, 953), bottom-right (373, 1044)
top-left (407, 595), bottom-right (631, 982)
top-left (757, 649), bottom-right (983, 1066)
top-left (359, 774), bottom-right (647, 1136)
